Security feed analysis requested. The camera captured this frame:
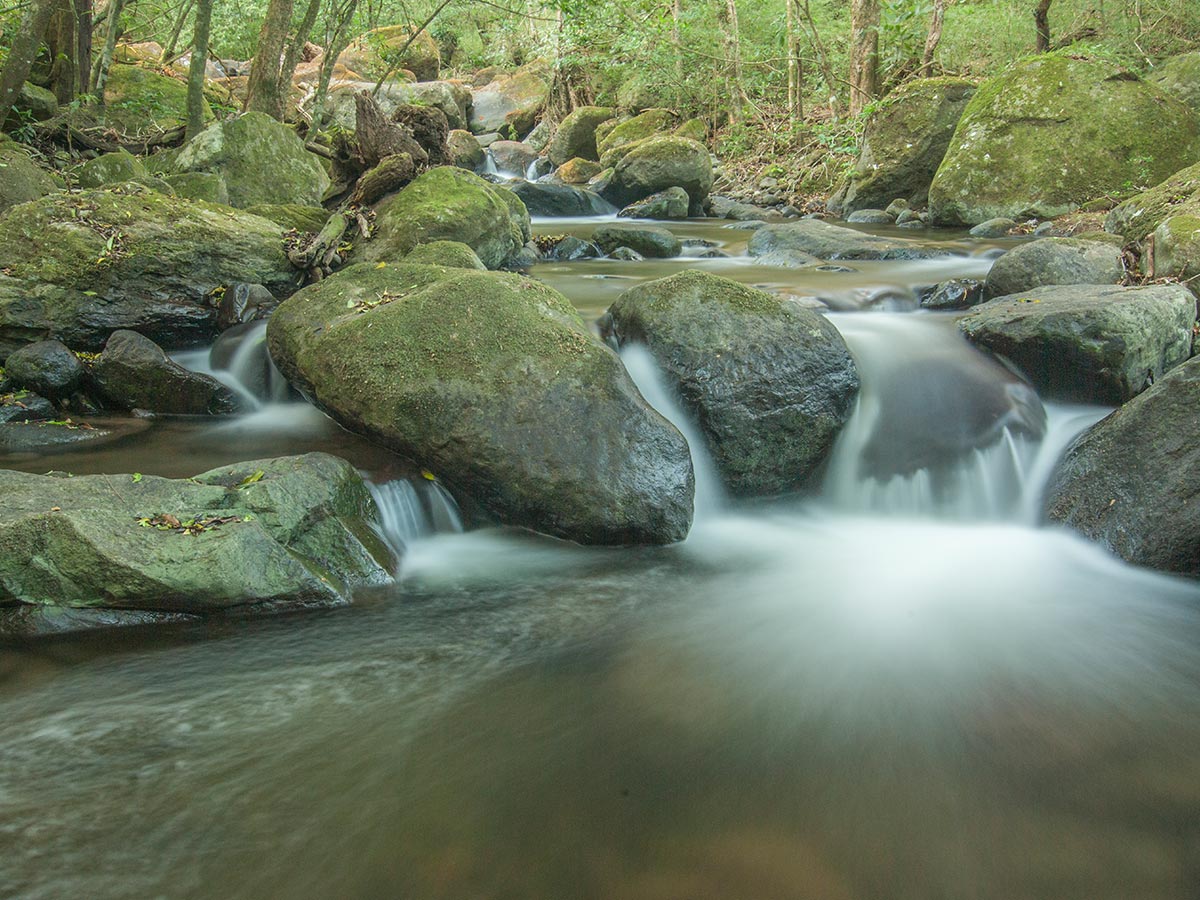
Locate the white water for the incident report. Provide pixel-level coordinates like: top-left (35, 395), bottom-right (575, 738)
top-left (173, 321), bottom-right (292, 409)
top-left (367, 477), bottom-right (463, 564)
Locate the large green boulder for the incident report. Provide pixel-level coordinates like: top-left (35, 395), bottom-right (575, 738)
top-left (267, 263), bottom-right (694, 545)
top-left (337, 25), bottom-right (441, 82)
top-left (360, 167), bottom-right (529, 269)
top-left (101, 63), bottom-right (212, 134)
top-left (0, 184), bottom-right (298, 357)
top-left (1045, 356), bottom-right (1200, 576)
top-left (596, 109), bottom-right (677, 160)
top-left (959, 283), bottom-right (1196, 404)
top-left (601, 270), bottom-right (859, 495)
top-left (1105, 161), bottom-right (1200, 240)
top-left (603, 136), bottom-right (712, 210)
top-left (548, 106), bottom-right (616, 165)
top-left (834, 76), bottom-right (976, 215)
top-left (1148, 51), bottom-right (1200, 116)
top-left (1151, 215), bottom-right (1200, 284)
top-left (172, 112), bottom-right (330, 208)
top-left (469, 63), bottom-right (550, 136)
top-left (77, 149), bottom-right (147, 188)
top-left (164, 171), bottom-right (230, 204)
top-left (928, 54), bottom-right (1200, 225)
top-left (322, 80), bottom-right (470, 132)
top-left (0, 453), bottom-right (392, 635)
top-left (0, 138), bottom-right (57, 213)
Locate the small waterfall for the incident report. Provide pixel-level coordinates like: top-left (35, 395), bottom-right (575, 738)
top-left (620, 343), bottom-right (724, 525)
top-left (482, 149), bottom-right (500, 176)
top-left (172, 321), bottom-right (293, 408)
top-left (367, 477), bottom-right (464, 563)
top-left (524, 159), bottom-right (540, 181)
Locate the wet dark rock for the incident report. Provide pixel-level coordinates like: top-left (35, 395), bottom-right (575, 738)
top-left (602, 269), bottom-right (859, 495)
top-left (959, 283), bottom-right (1196, 404)
top-left (983, 237), bottom-right (1125, 299)
top-left (489, 140), bottom-right (537, 176)
top-left (3, 340), bottom-right (84, 400)
top-left (919, 278), bottom-right (985, 310)
top-left (505, 180), bottom-right (614, 217)
top-left (593, 224), bottom-right (681, 258)
top-left (547, 236), bottom-right (600, 261)
top-left (748, 219), bottom-right (952, 261)
top-left (0, 392), bottom-right (55, 423)
top-left (217, 283), bottom-right (277, 330)
top-left (1046, 356), bottom-right (1200, 576)
top-left (618, 186), bottom-right (690, 220)
top-left (609, 247), bottom-right (644, 261)
top-left (92, 330), bottom-right (243, 415)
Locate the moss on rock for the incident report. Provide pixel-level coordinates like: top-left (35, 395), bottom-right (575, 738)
top-left (1106, 161), bottom-right (1200, 240)
top-left (1153, 214), bottom-right (1200, 282)
top-left (337, 25), bottom-right (440, 82)
top-left (1148, 51), bottom-right (1200, 116)
top-left (0, 141), bottom-right (57, 214)
top-left (101, 63), bottom-right (212, 134)
top-left (547, 106), bottom-right (615, 166)
top-left (401, 240), bottom-right (486, 269)
top-left (244, 203), bottom-right (330, 233)
top-left (604, 135), bottom-right (712, 209)
top-left (77, 150), bottom-right (147, 189)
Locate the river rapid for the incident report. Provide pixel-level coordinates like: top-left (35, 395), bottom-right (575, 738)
top-left (1, 217), bottom-right (1198, 900)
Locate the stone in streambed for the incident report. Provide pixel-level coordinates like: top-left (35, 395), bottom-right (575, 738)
top-left (547, 106), bottom-right (615, 165)
top-left (959, 283), bottom-right (1196, 404)
top-left (983, 237), bottom-right (1124, 298)
top-left (593, 223), bottom-right (681, 258)
top-left (618, 186), bottom-right (690, 220)
top-left (601, 270), bottom-right (859, 495)
top-left (3, 340), bottom-right (84, 401)
top-left (748, 218), bottom-right (951, 261)
top-left (505, 180), bottom-right (614, 217)
top-left (267, 263), bottom-right (694, 545)
top-left (91, 330), bottom-right (243, 415)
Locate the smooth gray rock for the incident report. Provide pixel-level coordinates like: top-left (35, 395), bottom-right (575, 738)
top-left (748, 219), bottom-right (952, 261)
top-left (593, 224), bottom-right (681, 258)
top-left (92, 330), bottom-right (243, 415)
top-left (984, 237), bottom-right (1124, 298)
top-left (3, 340), bottom-right (84, 400)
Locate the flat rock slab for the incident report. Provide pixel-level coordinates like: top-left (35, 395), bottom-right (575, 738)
top-left (748, 219), bottom-right (953, 261)
top-left (959, 283), bottom-right (1196, 404)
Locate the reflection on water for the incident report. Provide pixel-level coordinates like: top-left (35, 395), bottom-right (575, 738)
top-left (1, 218), bottom-right (1198, 900)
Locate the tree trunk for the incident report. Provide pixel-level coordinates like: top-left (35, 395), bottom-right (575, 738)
top-left (245, 0), bottom-right (296, 119)
top-left (799, 0), bottom-right (839, 114)
top-left (715, 0), bottom-right (747, 122)
top-left (48, 0), bottom-right (78, 103)
top-left (921, 0), bottom-right (946, 76)
top-left (672, 0), bottom-right (684, 107)
top-left (76, 0), bottom-right (93, 97)
top-left (785, 0), bottom-right (803, 117)
top-left (849, 0), bottom-right (879, 116)
top-left (186, 0), bottom-right (214, 140)
top-left (0, 0), bottom-right (58, 125)
top-left (92, 0), bottom-right (128, 104)
top-left (280, 0), bottom-right (322, 91)
top-left (161, 0), bottom-right (196, 62)
top-left (1035, 0), bottom-right (1053, 52)
top-left (308, 0), bottom-right (359, 134)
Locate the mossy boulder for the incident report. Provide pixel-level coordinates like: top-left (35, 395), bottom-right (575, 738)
top-left (748, 219), bottom-right (952, 261)
top-left (267, 263), bottom-right (694, 544)
top-left (3, 82), bottom-right (57, 128)
top-left (77, 149), bottom-right (147, 188)
top-left (601, 270), bottom-right (859, 495)
top-left (959, 283), bottom-right (1196, 404)
top-left (401, 240), bottom-right (486, 269)
top-left (603, 136), bottom-right (712, 209)
top-left (1045, 356), bottom-right (1200, 576)
top-left (837, 76), bottom-right (976, 215)
top-left (1148, 51), bottom-right (1200, 116)
top-left (172, 112), bottom-right (330, 208)
top-left (164, 171), bottom-right (230, 204)
top-left (3, 340), bottom-right (84, 400)
top-left (101, 63), bottom-right (212, 134)
top-left (0, 140), bottom-right (57, 213)
top-left (593, 223), bottom-right (681, 258)
top-left (244, 203), bottom-right (330, 233)
top-left (618, 186), bottom-right (690, 220)
top-left (548, 106), bottom-right (615, 166)
top-left (596, 109), bottom-right (677, 159)
top-left (470, 63), bottom-right (551, 136)
top-left (323, 80), bottom-right (470, 132)
top-left (447, 129), bottom-right (485, 171)
top-left (0, 184), bottom-right (298, 357)
top-left (555, 157), bottom-right (602, 183)
top-left (1152, 215), bottom-right (1200, 283)
top-left (0, 453), bottom-right (392, 633)
top-left (983, 237), bottom-right (1124, 298)
top-left (928, 54), bottom-right (1200, 225)
top-left (361, 167), bottom-right (529, 268)
top-left (337, 25), bottom-right (440, 82)
top-left (1105, 161), bottom-right (1200, 240)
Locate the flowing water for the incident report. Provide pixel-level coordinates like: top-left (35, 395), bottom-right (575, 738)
top-left (2, 218), bottom-right (1199, 900)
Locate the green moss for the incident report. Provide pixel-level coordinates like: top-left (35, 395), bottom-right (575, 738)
top-left (614, 269), bottom-right (784, 320)
top-left (244, 203), bottom-right (329, 233)
top-left (1106, 161), bottom-right (1200, 240)
top-left (402, 241), bottom-right (486, 269)
top-left (0, 143), bottom-right (57, 213)
top-left (102, 64), bottom-right (211, 134)
top-left (596, 109), bottom-right (677, 158)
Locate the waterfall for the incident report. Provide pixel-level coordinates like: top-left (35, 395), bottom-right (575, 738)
top-left (619, 343), bottom-right (724, 525)
top-left (367, 477), bottom-right (464, 564)
top-left (482, 149), bottom-right (500, 176)
top-left (172, 321), bottom-right (293, 408)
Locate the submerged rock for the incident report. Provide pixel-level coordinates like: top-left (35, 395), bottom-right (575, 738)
top-left (505, 181), bottom-right (614, 218)
top-left (593, 223), bottom-right (681, 258)
top-left (602, 270), bottom-right (859, 495)
top-left (748, 219), bottom-right (951, 261)
top-left (91, 330), bottom-right (243, 415)
top-left (928, 54), bottom-right (1200, 225)
top-left (959, 283), bottom-right (1196, 404)
top-left (0, 454), bottom-right (392, 635)
top-left (983, 237), bottom-right (1124, 298)
top-left (1046, 356), bottom-right (1200, 575)
top-left (267, 263), bottom-right (694, 545)
top-left (0, 185), bottom-right (298, 357)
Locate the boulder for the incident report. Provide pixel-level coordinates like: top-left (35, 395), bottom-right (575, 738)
top-left (983, 237), bottom-right (1124, 298)
top-left (504, 180), bottom-right (614, 217)
top-left (489, 139), bottom-right (537, 176)
top-left (546, 236), bottom-right (600, 261)
top-left (593, 223), bottom-right (681, 258)
top-left (1106, 161), bottom-right (1200, 240)
top-left (555, 158), bottom-right (602, 183)
top-left (447, 129), bottom-right (485, 171)
top-left (958, 283), bottom-right (1196, 404)
top-left (3, 340), bottom-right (84, 400)
top-left (0, 185), bottom-right (298, 357)
top-left (0, 454), bottom-right (392, 631)
top-left (243, 203), bottom-right (329, 233)
top-left (601, 270), bottom-right (859, 494)
top-left (919, 278), bottom-right (985, 310)
top-left (547, 106), bottom-right (615, 165)
top-left (748, 219), bottom-right (952, 261)
top-left (603, 136), bottom-right (713, 209)
top-left (163, 171), bottom-right (230, 204)
top-left (77, 150), bottom-right (147, 189)
top-left (4, 82), bottom-right (57, 127)
top-left (846, 209), bottom-right (892, 224)
top-left (267, 263), bottom-right (695, 544)
top-left (0, 138), bottom-right (57, 214)
top-left (216, 282), bottom-right (277, 329)
top-left (1148, 51), bottom-right (1200, 116)
top-left (618, 186), bottom-right (690, 220)
top-left (596, 109), bottom-right (678, 159)
top-left (0, 391), bottom-right (55, 423)
top-left (322, 80), bottom-right (470, 132)
top-left (470, 63), bottom-right (550, 136)
top-left (360, 167), bottom-right (530, 268)
top-left (1151, 214), bottom-right (1200, 283)
top-left (101, 63), bottom-right (212, 134)
top-left (928, 54), bottom-right (1200, 225)
top-left (1045, 356), bottom-right (1200, 575)
top-left (336, 25), bottom-right (440, 82)
top-left (91, 329), bottom-right (243, 415)
top-left (968, 217), bottom-right (1017, 238)
top-left (172, 112), bottom-right (330, 208)
top-left (837, 76), bottom-right (976, 215)
top-left (401, 240), bottom-right (486, 269)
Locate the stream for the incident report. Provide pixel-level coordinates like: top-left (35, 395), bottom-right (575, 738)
top-left (1, 217), bottom-right (1199, 899)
